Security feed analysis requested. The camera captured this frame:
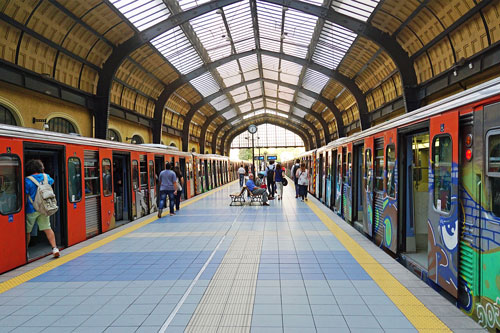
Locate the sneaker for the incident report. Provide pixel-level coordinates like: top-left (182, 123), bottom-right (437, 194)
top-left (52, 247), bottom-right (60, 258)
top-left (301, 199), bottom-right (304, 202)
top-left (170, 213), bottom-right (175, 216)
top-left (263, 203), bottom-right (270, 206)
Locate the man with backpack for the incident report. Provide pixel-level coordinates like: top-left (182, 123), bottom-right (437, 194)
top-left (266, 161), bottom-right (276, 199)
top-left (291, 159), bottom-right (301, 198)
top-left (25, 159), bottom-right (60, 258)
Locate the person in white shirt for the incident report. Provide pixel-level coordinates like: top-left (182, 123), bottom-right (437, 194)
top-left (291, 159), bottom-right (301, 198)
top-left (295, 163), bottom-right (309, 202)
top-left (237, 165), bottom-right (246, 187)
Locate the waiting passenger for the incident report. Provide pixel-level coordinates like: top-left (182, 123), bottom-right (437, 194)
top-left (238, 164), bottom-right (246, 187)
top-left (158, 162), bottom-right (178, 217)
top-left (25, 159), bottom-right (60, 258)
top-left (296, 163), bottom-right (309, 202)
top-left (275, 163), bottom-right (284, 200)
top-left (291, 159), bottom-right (300, 198)
top-left (246, 173), bottom-right (269, 206)
top-left (173, 166), bottom-right (184, 212)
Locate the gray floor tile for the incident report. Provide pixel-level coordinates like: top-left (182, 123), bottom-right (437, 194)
top-left (282, 304), bottom-right (311, 315)
top-left (251, 314), bottom-right (282, 327)
top-left (110, 314), bottom-right (148, 326)
top-left (344, 315), bottom-right (382, 329)
top-left (339, 303), bottom-right (371, 316)
top-left (313, 315), bottom-right (348, 328)
top-left (376, 316), bottom-right (415, 329)
top-left (20, 315), bottom-right (60, 327)
top-left (253, 304), bottom-right (282, 315)
top-left (283, 315), bottom-right (315, 328)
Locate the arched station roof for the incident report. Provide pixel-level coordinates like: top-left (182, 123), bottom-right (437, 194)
top-left (1, 0), bottom-right (499, 153)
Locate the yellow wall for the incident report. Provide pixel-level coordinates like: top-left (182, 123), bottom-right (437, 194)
top-left (188, 141), bottom-right (200, 153)
top-left (0, 81), bottom-right (92, 136)
top-left (162, 133), bottom-right (181, 148)
top-left (108, 116), bottom-right (152, 144)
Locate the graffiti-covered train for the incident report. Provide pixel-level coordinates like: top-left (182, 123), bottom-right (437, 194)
top-left (0, 124), bottom-right (250, 274)
top-left (285, 77), bottom-right (500, 331)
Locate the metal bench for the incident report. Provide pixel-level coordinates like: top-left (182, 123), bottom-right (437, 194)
top-left (229, 186), bottom-right (247, 206)
top-left (246, 187), bottom-right (263, 205)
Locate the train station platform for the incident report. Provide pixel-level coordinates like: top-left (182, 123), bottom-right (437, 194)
top-left (0, 181), bottom-right (483, 333)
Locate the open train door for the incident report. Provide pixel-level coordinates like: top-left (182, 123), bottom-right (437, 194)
top-left (130, 152), bottom-right (140, 220)
top-left (363, 137), bottom-right (374, 237)
top-left (0, 139), bottom-right (26, 273)
top-left (99, 149), bottom-right (114, 233)
top-left (147, 153), bottom-right (157, 213)
top-left (428, 111), bottom-right (459, 298)
top-left (344, 143), bottom-right (353, 223)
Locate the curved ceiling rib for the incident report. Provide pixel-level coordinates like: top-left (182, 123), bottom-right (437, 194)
top-left (153, 49), bottom-right (348, 143)
top-left (208, 107), bottom-right (321, 154)
top-left (222, 115), bottom-right (312, 154)
top-left (96, 0), bottom-right (410, 147)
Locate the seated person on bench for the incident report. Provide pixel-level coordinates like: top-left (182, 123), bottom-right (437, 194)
top-left (246, 173), bottom-right (269, 206)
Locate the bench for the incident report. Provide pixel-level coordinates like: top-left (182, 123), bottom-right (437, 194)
top-left (246, 187), bottom-right (263, 206)
top-left (229, 186), bottom-right (247, 206)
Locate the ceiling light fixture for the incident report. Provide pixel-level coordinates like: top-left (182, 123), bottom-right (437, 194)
top-left (216, 8), bottom-right (223, 14)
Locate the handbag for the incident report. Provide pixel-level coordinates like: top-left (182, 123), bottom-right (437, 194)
top-left (282, 178), bottom-right (288, 186)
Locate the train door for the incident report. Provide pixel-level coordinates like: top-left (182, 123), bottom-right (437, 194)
top-left (188, 159), bottom-right (194, 197)
top-left (428, 111), bottom-right (459, 298)
top-left (318, 153), bottom-right (323, 201)
top-left (84, 150), bottom-right (101, 237)
top-left (130, 152), bottom-right (140, 220)
top-left (402, 131), bottom-right (430, 269)
top-left (179, 158), bottom-right (188, 199)
top-left (325, 151), bottom-right (331, 207)
top-left (137, 155), bottom-right (149, 217)
top-left (374, 129), bottom-right (398, 254)
top-left (330, 150), bottom-right (337, 209)
top-left (206, 160), bottom-right (211, 190)
top-left (66, 145), bottom-right (85, 245)
top-left (113, 152), bottom-right (131, 227)
top-left (352, 143), bottom-right (364, 229)
top-left (0, 139), bottom-right (25, 272)
top-left (363, 138), bottom-right (374, 237)
top-left (315, 154), bottom-right (320, 198)
top-left (343, 145), bottom-right (353, 223)
top-left (334, 150), bottom-right (342, 214)
top-left (99, 149), bottom-right (114, 233)
top-left (373, 138), bottom-right (385, 245)
top-left (148, 153), bottom-right (157, 213)
top-left (25, 145), bottom-right (67, 258)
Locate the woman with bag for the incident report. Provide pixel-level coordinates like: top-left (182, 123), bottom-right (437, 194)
top-left (275, 163), bottom-right (285, 200)
top-left (173, 166), bottom-right (184, 212)
top-left (296, 163), bottom-right (309, 202)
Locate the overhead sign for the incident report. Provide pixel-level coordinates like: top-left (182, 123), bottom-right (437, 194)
top-left (254, 156), bottom-right (264, 160)
top-left (267, 156), bottom-right (277, 160)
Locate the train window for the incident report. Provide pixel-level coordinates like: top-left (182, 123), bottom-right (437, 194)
top-left (132, 160), bottom-right (139, 190)
top-left (347, 152), bottom-right (352, 186)
top-left (102, 159), bottom-right (112, 197)
top-left (68, 157), bottom-right (82, 203)
top-left (140, 156), bottom-right (147, 188)
top-left (374, 147), bottom-right (384, 192)
top-left (0, 155), bottom-right (21, 215)
top-left (149, 161), bottom-right (155, 188)
top-left (0, 105), bottom-right (17, 126)
top-left (336, 154), bottom-right (342, 185)
top-left (84, 158), bottom-right (100, 197)
top-left (487, 133), bottom-right (500, 216)
top-left (433, 135), bottom-right (452, 213)
top-left (365, 149), bottom-right (372, 192)
top-left (386, 145), bottom-right (396, 198)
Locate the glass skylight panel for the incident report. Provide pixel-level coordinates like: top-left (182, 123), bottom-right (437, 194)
top-left (225, 1), bottom-right (254, 53)
top-left (239, 54), bottom-right (258, 72)
top-left (264, 82), bottom-right (278, 98)
top-left (279, 89), bottom-right (294, 102)
top-left (302, 69), bottom-right (329, 94)
top-left (300, 0), bottom-right (326, 5)
top-left (244, 70), bottom-right (260, 81)
top-left (265, 98), bottom-right (277, 109)
top-left (239, 102), bottom-right (252, 113)
top-left (263, 69), bottom-right (279, 81)
top-left (297, 92), bottom-right (315, 108)
top-left (231, 119), bottom-right (242, 125)
top-left (253, 98), bottom-right (264, 109)
top-left (189, 72), bottom-right (220, 97)
top-left (243, 112), bottom-right (254, 120)
top-left (178, 0), bottom-right (211, 11)
top-left (223, 108), bottom-right (237, 119)
top-left (331, 0), bottom-right (379, 22)
top-left (248, 84), bottom-right (262, 98)
top-left (313, 21), bottom-right (356, 70)
top-left (230, 86), bottom-right (248, 103)
top-left (255, 109), bottom-right (265, 116)
top-left (190, 10), bottom-right (231, 61)
top-left (216, 61), bottom-right (241, 86)
top-left (210, 95), bottom-right (230, 111)
top-left (275, 111), bottom-right (288, 118)
top-left (278, 101), bottom-right (290, 112)
top-left (293, 106), bottom-right (307, 117)
top-left (261, 55), bottom-right (279, 71)
top-left (151, 26), bottom-right (203, 75)
top-left (282, 8), bottom-right (318, 58)
top-left (110, 0), bottom-right (170, 31)
top-left (257, 1), bottom-right (282, 53)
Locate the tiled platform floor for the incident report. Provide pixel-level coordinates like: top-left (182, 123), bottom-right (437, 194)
top-left (0, 181), bottom-right (483, 332)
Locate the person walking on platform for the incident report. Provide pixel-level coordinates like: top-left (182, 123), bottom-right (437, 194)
top-left (246, 173), bottom-right (269, 206)
top-left (296, 163), bottom-right (309, 202)
top-left (291, 159), bottom-right (300, 198)
top-left (266, 160), bottom-right (276, 199)
top-left (238, 164), bottom-right (246, 187)
top-left (158, 162), bottom-right (178, 217)
top-left (173, 166), bottom-right (184, 212)
top-left (275, 163), bottom-right (285, 200)
top-left (25, 160), bottom-right (60, 258)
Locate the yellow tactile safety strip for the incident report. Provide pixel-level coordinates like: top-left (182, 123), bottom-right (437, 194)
top-left (306, 200), bottom-right (452, 333)
top-left (0, 181), bottom-right (236, 295)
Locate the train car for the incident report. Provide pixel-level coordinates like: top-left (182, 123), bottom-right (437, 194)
top-left (284, 77), bottom-right (500, 331)
top-left (0, 125), bottom-right (240, 275)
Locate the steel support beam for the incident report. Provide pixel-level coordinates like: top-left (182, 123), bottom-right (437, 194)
top-left (222, 116), bottom-right (312, 155)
